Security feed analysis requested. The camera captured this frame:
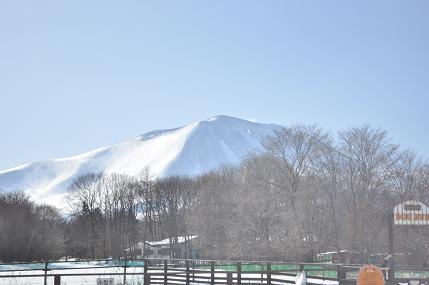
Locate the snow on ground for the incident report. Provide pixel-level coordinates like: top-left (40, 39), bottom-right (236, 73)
top-left (0, 115), bottom-right (280, 207)
top-left (0, 261), bottom-right (143, 285)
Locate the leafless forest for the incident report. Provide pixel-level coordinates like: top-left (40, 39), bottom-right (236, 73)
top-left (1, 125), bottom-right (428, 263)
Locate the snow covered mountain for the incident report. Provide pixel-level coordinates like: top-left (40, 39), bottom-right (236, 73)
top-left (0, 116), bottom-right (281, 205)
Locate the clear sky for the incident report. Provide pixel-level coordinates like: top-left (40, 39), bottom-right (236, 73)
top-left (0, 0), bottom-right (428, 170)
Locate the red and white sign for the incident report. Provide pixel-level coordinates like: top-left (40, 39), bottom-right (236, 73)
top-left (394, 201), bottom-right (429, 225)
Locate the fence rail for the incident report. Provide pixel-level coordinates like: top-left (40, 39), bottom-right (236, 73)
top-left (0, 258), bottom-right (428, 285)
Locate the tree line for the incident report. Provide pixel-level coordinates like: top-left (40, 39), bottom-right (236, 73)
top-left (0, 192), bottom-right (63, 262)
top-left (1, 124), bottom-right (428, 263)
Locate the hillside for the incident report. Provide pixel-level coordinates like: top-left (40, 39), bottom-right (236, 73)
top-left (0, 116), bottom-right (280, 204)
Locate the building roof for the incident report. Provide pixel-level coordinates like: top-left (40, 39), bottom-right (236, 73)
top-left (126, 236), bottom-right (197, 252)
top-left (146, 236), bottom-right (197, 246)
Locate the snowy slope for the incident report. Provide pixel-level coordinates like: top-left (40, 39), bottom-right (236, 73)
top-left (0, 115), bottom-right (280, 204)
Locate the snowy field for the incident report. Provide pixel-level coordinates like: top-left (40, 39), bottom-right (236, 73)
top-left (0, 261), bottom-right (144, 285)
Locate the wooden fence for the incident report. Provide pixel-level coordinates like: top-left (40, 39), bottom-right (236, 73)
top-left (0, 258), bottom-right (428, 285)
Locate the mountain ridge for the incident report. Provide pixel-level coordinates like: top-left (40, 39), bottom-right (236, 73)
top-left (0, 115), bottom-right (281, 205)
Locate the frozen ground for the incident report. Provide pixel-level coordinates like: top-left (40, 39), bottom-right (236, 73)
top-left (0, 261), bottom-right (144, 285)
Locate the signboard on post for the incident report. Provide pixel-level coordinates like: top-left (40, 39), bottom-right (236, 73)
top-left (357, 265), bottom-right (385, 285)
top-left (393, 201), bottom-right (429, 225)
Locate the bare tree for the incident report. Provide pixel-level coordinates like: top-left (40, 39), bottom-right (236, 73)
top-left (338, 125), bottom-right (398, 260)
top-left (0, 192), bottom-right (64, 262)
top-left (261, 124), bottom-right (330, 259)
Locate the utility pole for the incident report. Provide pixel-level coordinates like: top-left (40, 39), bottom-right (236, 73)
top-left (387, 211), bottom-right (395, 285)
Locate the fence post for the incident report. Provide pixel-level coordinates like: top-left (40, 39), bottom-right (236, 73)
top-left (237, 262), bottom-right (242, 285)
top-left (54, 275), bottom-right (60, 285)
top-left (227, 272), bottom-right (233, 285)
top-left (267, 263), bottom-right (272, 285)
top-left (300, 263), bottom-right (305, 272)
top-left (44, 262), bottom-right (48, 285)
top-left (186, 260), bottom-right (190, 285)
top-left (192, 260), bottom-right (195, 282)
top-left (144, 259), bottom-right (148, 285)
top-left (210, 261), bottom-right (215, 285)
top-left (337, 265), bottom-right (346, 285)
top-left (164, 259), bottom-right (168, 285)
top-left (123, 258), bottom-right (127, 285)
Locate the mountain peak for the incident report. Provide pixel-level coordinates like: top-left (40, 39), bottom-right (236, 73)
top-left (204, 115), bottom-right (254, 123)
top-left (205, 115), bottom-right (235, 121)
top-left (0, 116), bottom-right (280, 205)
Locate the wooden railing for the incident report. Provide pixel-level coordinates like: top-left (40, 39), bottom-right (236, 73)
top-left (0, 258), bottom-right (428, 285)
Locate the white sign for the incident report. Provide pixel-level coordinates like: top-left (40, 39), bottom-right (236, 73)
top-left (96, 278), bottom-right (114, 285)
top-left (394, 200), bottom-right (429, 225)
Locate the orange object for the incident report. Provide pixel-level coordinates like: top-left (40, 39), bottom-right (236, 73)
top-left (357, 265), bottom-right (385, 285)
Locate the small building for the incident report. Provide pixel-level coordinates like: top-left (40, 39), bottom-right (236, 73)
top-left (126, 236), bottom-right (199, 259)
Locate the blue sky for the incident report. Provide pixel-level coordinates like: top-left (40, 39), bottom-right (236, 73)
top-left (0, 0), bottom-right (428, 170)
